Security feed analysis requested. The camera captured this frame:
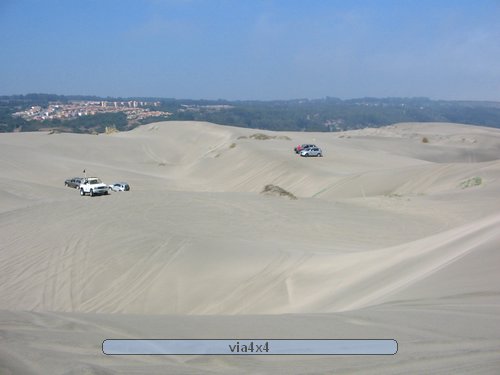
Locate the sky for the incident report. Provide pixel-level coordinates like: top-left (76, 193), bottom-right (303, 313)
top-left (1, 0), bottom-right (500, 101)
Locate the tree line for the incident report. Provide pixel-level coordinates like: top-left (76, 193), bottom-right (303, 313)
top-left (1, 94), bottom-right (500, 133)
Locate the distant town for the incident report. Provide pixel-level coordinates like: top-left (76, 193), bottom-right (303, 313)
top-left (13, 100), bottom-right (171, 122)
top-left (2, 94), bottom-right (500, 133)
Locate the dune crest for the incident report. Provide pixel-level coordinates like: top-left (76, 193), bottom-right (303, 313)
top-left (1, 121), bottom-right (500, 373)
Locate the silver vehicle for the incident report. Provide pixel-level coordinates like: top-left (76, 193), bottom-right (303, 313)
top-left (65, 177), bottom-right (83, 188)
top-left (300, 147), bottom-right (323, 157)
top-left (109, 182), bottom-right (130, 192)
top-left (294, 144), bottom-right (317, 154)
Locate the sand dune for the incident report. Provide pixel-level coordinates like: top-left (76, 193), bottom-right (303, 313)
top-left (1, 121), bottom-right (500, 374)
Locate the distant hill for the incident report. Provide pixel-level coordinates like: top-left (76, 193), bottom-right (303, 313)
top-left (1, 94), bottom-right (500, 133)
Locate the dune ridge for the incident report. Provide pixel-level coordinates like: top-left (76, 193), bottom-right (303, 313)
top-left (1, 121), bottom-right (499, 374)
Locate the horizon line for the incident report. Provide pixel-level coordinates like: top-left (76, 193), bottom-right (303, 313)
top-left (2, 93), bottom-right (500, 104)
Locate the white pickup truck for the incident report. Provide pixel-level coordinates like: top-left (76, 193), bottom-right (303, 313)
top-left (79, 177), bottom-right (109, 196)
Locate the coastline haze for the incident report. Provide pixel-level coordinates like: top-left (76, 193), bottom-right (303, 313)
top-left (1, 0), bottom-right (499, 101)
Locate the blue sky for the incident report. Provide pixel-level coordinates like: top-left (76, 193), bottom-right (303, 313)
top-left (1, 0), bottom-right (499, 100)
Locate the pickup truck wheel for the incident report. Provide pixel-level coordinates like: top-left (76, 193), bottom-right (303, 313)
top-left (80, 189), bottom-right (85, 196)
top-left (90, 189), bottom-right (94, 197)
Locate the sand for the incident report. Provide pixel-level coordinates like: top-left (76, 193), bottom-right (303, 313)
top-left (1, 121), bottom-right (499, 374)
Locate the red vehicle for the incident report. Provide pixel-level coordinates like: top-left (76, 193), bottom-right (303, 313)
top-left (294, 144), bottom-right (316, 154)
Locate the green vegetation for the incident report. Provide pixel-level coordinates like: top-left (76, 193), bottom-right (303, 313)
top-left (459, 177), bottom-right (482, 189)
top-left (0, 104), bottom-right (33, 132)
top-left (2, 94), bottom-right (500, 133)
top-left (250, 133), bottom-right (275, 140)
top-left (162, 97), bottom-right (500, 132)
top-left (62, 112), bottom-right (128, 133)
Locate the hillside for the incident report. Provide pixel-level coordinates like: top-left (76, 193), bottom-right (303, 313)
top-left (2, 95), bottom-right (500, 133)
top-left (1, 121), bottom-right (499, 374)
